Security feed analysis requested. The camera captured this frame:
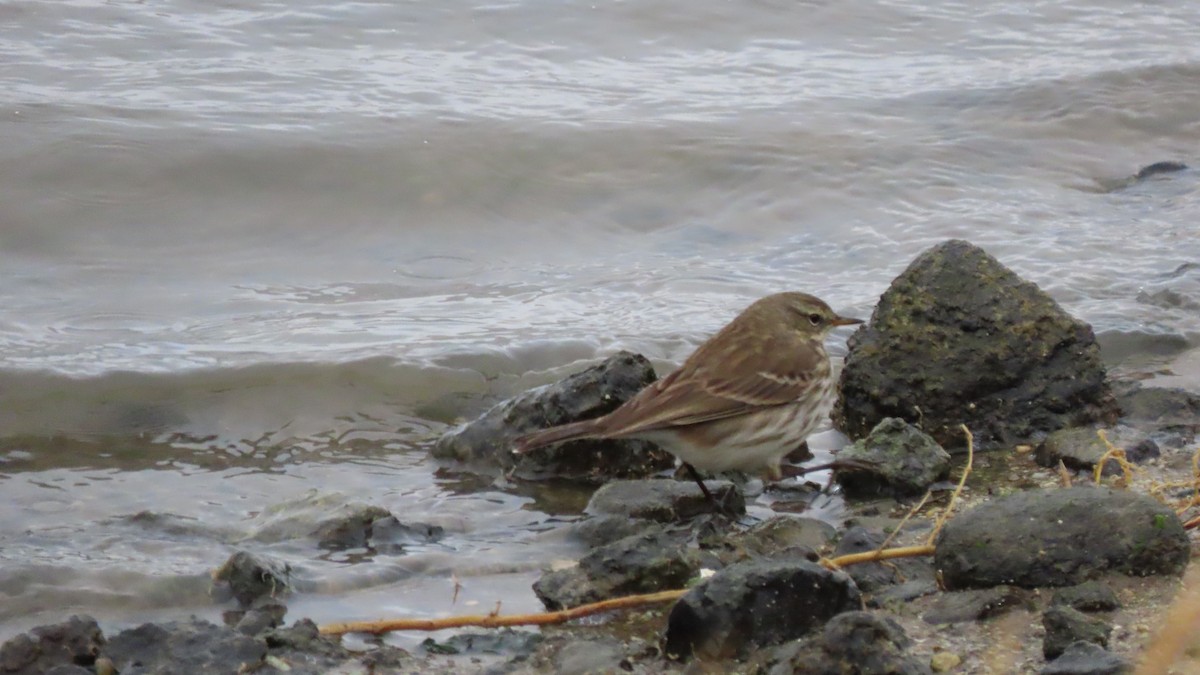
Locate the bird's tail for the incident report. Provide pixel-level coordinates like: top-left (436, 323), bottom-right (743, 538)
top-left (512, 418), bottom-right (604, 454)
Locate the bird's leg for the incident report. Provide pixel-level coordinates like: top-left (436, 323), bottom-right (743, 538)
top-left (685, 463), bottom-right (733, 515)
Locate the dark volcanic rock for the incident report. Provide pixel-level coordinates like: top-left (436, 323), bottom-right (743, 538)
top-left (586, 478), bottom-right (745, 521)
top-left (1041, 641), bottom-right (1132, 675)
top-left (433, 351), bottom-right (674, 482)
top-left (922, 586), bottom-right (1032, 624)
top-left (835, 418), bottom-right (951, 497)
top-left (1042, 606), bottom-right (1111, 659)
top-left (211, 551), bottom-right (293, 608)
top-left (934, 487), bottom-right (1189, 589)
top-left (1035, 427), bottom-right (1159, 475)
top-left (533, 528), bottom-right (699, 610)
top-left (0, 615), bottom-right (104, 675)
top-left (102, 618), bottom-right (266, 675)
top-left (664, 560), bottom-right (861, 660)
top-left (1051, 581), bottom-right (1121, 613)
top-left (764, 612), bottom-right (932, 675)
top-left (833, 239), bottom-right (1119, 451)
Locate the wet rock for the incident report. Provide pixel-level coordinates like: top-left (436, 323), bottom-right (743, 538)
top-left (762, 612), bottom-right (931, 675)
top-left (101, 618), bottom-right (267, 675)
top-left (1035, 427), bottom-right (1159, 475)
top-left (571, 514), bottom-right (650, 548)
top-left (211, 550), bottom-right (292, 608)
top-left (834, 526), bottom-right (936, 594)
top-left (0, 615), bottom-right (104, 675)
top-left (870, 580), bottom-right (940, 609)
top-left (1043, 606), bottom-right (1111, 660)
top-left (1051, 581), bottom-right (1121, 613)
top-left (1133, 160), bottom-right (1188, 181)
top-left (833, 239), bottom-right (1118, 451)
top-left (1116, 386), bottom-right (1200, 444)
top-left (42, 666), bottom-right (92, 675)
top-left (419, 630), bottom-right (542, 659)
top-left (586, 478), bottom-right (745, 521)
top-left (314, 506), bottom-right (444, 552)
top-left (312, 504), bottom-right (390, 548)
top-left (922, 586), bottom-right (1032, 624)
top-left (433, 351), bottom-right (675, 482)
top-left (1041, 641), bottom-right (1132, 675)
top-left (553, 638), bottom-right (626, 675)
top-left (935, 486), bottom-right (1189, 589)
top-left (664, 559), bottom-right (861, 660)
top-left (230, 603), bottom-right (287, 636)
top-left (370, 518), bottom-right (445, 550)
top-left (263, 619), bottom-right (417, 674)
top-left (834, 418), bottom-right (951, 497)
top-left (533, 528), bottom-right (699, 610)
top-left (1135, 288), bottom-right (1200, 312)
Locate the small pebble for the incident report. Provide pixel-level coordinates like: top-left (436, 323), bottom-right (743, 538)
top-left (930, 651), bottom-right (962, 672)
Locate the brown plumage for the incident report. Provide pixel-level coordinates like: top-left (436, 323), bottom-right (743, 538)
top-left (513, 292), bottom-right (861, 497)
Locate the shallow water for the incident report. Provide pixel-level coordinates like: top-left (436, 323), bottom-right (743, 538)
top-left (1, 0), bottom-right (1199, 644)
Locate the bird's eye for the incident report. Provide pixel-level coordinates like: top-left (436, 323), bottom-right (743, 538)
top-left (808, 313), bottom-right (823, 326)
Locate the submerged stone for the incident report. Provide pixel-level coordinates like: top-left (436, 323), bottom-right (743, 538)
top-left (586, 478), bottom-right (744, 521)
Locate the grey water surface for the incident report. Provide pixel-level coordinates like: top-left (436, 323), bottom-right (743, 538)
top-left (1, 0), bottom-right (1198, 644)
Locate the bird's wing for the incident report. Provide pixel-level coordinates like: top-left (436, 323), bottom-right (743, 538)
top-left (600, 334), bottom-right (827, 436)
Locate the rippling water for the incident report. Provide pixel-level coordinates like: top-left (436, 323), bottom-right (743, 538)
top-left (1, 0), bottom-right (1198, 643)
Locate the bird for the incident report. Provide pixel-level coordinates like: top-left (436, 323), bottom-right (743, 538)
top-left (512, 292), bottom-right (862, 506)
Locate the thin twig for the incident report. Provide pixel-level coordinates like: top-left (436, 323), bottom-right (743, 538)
top-left (823, 544), bottom-right (936, 570)
top-left (1093, 430), bottom-right (1134, 486)
top-left (1056, 460), bottom-right (1073, 487)
top-left (927, 425), bottom-right (974, 546)
top-left (876, 491), bottom-right (931, 553)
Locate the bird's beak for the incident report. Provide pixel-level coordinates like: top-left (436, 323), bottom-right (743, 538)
top-left (831, 315), bottom-right (864, 327)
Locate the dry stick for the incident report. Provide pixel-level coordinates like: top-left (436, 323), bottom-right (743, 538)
top-left (872, 491), bottom-right (931, 555)
top-left (1093, 430), bottom-right (1134, 486)
top-left (1056, 459), bottom-right (1073, 487)
top-left (319, 589), bottom-right (688, 636)
top-left (822, 544), bottom-right (936, 570)
top-left (926, 424), bottom-right (974, 547)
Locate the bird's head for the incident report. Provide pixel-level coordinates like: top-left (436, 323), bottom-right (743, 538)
top-left (759, 292), bottom-right (863, 336)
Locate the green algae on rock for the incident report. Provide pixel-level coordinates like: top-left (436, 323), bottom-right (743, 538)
top-left (833, 239), bottom-right (1119, 451)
